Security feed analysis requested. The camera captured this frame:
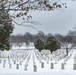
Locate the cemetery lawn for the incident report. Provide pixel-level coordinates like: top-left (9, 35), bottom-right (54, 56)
top-left (0, 48), bottom-right (76, 75)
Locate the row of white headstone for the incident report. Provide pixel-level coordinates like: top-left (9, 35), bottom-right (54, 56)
top-left (0, 49), bottom-right (76, 72)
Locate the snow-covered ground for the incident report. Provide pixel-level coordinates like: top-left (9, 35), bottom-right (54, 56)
top-left (0, 48), bottom-right (76, 75)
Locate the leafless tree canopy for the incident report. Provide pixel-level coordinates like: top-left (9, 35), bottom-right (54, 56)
top-left (0, 0), bottom-right (67, 27)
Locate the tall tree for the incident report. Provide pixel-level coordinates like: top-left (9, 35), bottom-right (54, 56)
top-left (0, 10), bottom-right (13, 50)
top-left (62, 35), bottom-right (73, 55)
top-left (44, 35), bottom-right (61, 53)
top-left (34, 39), bottom-right (44, 52)
top-left (36, 31), bottom-right (46, 40)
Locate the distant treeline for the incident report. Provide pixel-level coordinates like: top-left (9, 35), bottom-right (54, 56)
top-left (10, 30), bottom-right (76, 48)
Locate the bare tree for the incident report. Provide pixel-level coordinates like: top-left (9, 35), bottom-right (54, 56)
top-left (23, 32), bottom-right (31, 48)
top-left (55, 33), bottom-right (74, 56)
top-left (55, 34), bottom-right (64, 46)
top-left (36, 31), bottom-right (46, 40)
top-left (68, 30), bottom-right (76, 47)
top-left (0, 0), bottom-right (67, 27)
top-left (10, 34), bottom-right (23, 48)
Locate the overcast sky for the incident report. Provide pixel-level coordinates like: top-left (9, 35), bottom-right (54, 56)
top-left (12, 0), bottom-right (76, 35)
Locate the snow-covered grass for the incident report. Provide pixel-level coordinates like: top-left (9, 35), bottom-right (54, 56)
top-left (0, 48), bottom-right (76, 75)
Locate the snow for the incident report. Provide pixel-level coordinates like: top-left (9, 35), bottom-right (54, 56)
top-left (0, 48), bottom-right (76, 75)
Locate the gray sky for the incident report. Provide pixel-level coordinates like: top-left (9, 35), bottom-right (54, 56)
top-left (12, 0), bottom-right (76, 35)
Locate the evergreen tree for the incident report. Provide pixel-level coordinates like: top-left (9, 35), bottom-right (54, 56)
top-left (44, 36), bottom-right (60, 53)
top-left (34, 39), bottom-right (44, 52)
top-left (0, 3), bottom-right (13, 51)
top-left (0, 23), bottom-right (13, 51)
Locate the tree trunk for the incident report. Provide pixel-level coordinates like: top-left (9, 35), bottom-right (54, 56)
top-left (66, 47), bottom-right (68, 56)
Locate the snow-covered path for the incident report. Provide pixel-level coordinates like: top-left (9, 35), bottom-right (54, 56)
top-left (0, 49), bottom-right (76, 75)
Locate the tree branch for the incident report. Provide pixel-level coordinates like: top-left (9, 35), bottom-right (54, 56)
top-left (12, 19), bottom-right (40, 31)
